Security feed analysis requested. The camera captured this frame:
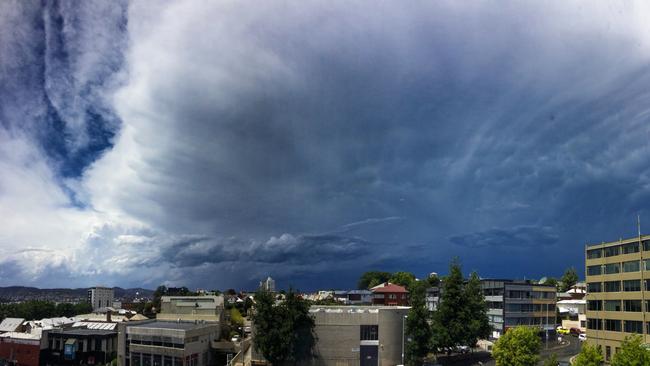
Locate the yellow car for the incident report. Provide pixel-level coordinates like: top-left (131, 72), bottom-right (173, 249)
top-left (557, 327), bottom-right (570, 335)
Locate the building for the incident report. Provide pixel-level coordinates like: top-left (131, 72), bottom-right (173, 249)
top-left (481, 279), bottom-right (556, 340)
top-left (0, 318), bottom-right (24, 333)
top-left (157, 296), bottom-right (224, 324)
top-left (88, 287), bottom-right (115, 311)
top-left (308, 305), bottom-right (410, 366)
top-left (585, 235), bottom-right (650, 362)
top-left (42, 327), bottom-right (118, 365)
top-left (332, 290), bottom-right (373, 305)
top-left (370, 283), bottom-right (409, 306)
top-left (116, 320), bottom-right (219, 366)
top-left (425, 287), bottom-right (440, 311)
top-left (557, 282), bottom-right (587, 333)
top-left (0, 332), bottom-right (41, 366)
top-left (259, 277), bottom-right (275, 292)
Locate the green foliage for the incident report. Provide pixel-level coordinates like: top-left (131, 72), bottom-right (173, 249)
top-left (611, 335), bottom-right (650, 366)
top-left (405, 281), bottom-right (432, 366)
top-left (573, 343), bottom-right (604, 366)
top-left (463, 271), bottom-right (491, 347)
top-left (253, 289), bottom-right (316, 366)
top-left (492, 326), bottom-right (541, 366)
top-left (153, 285), bottom-right (167, 312)
top-left (358, 271), bottom-right (392, 289)
top-left (543, 277), bottom-right (558, 290)
top-left (542, 354), bottom-right (558, 366)
top-left (0, 301), bottom-right (93, 321)
top-left (427, 274), bottom-right (440, 287)
top-left (560, 267), bottom-right (579, 292)
top-left (390, 271), bottom-right (416, 289)
top-left (230, 307), bottom-right (244, 327)
top-left (431, 259), bottom-right (466, 351)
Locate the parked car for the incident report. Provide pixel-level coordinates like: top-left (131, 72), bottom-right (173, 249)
top-left (569, 327), bottom-right (582, 336)
top-left (578, 333), bottom-right (587, 341)
top-left (558, 362), bottom-right (571, 366)
top-left (556, 327), bottom-right (570, 335)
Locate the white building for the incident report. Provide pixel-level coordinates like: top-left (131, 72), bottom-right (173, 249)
top-left (88, 286), bottom-right (115, 311)
top-left (259, 276), bottom-right (275, 292)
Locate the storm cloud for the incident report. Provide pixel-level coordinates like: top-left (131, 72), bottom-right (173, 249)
top-left (1, 1), bottom-right (650, 289)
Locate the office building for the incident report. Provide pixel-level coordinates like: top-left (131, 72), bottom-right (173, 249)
top-left (308, 305), bottom-right (409, 366)
top-left (88, 287), bottom-right (115, 311)
top-left (585, 235), bottom-right (650, 361)
top-left (157, 296), bottom-right (224, 324)
top-left (42, 327), bottom-right (118, 365)
top-left (259, 277), bottom-right (275, 292)
top-left (481, 279), bottom-right (556, 339)
top-left (116, 320), bottom-right (219, 366)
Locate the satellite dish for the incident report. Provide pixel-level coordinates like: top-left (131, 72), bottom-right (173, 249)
top-left (539, 277), bottom-right (548, 284)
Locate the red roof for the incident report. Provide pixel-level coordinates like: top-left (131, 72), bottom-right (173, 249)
top-left (371, 283), bottom-right (408, 293)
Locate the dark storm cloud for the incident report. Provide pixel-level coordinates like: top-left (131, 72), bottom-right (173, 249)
top-left (449, 226), bottom-right (559, 248)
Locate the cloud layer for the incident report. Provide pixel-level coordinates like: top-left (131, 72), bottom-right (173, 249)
top-left (2, 1), bottom-right (650, 289)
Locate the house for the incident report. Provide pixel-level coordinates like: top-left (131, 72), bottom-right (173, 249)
top-left (370, 283), bottom-right (409, 306)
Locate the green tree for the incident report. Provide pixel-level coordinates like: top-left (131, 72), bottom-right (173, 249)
top-left (542, 354), bottom-right (558, 366)
top-left (358, 271), bottom-right (392, 289)
top-left (231, 308), bottom-right (244, 327)
top-left (431, 259), bottom-right (465, 353)
top-left (492, 326), bottom-right (541, 366)
top-left (390, 271), bottom-right (416, 289)
top-left (153, 285), bottom-right (167, 312)
top-left (573, 343), bottom-right (604, 366)
top-left (611, 335), bottom-right (650, 365)
top-left (253, 289), bottom-right (316, 366)
top-left (462, 272), bottom-right (491, 347)
top-left (544, 277), bottom-right (558, 290)
top-left (427, 274), bottom-right (440, 287)
top-left (405, 281), bottom-right (432, 366)
top-left (560, 267), bottom-right (579, 292)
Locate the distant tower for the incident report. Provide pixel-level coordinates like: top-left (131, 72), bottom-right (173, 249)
top-left (259, 276), bottom-right (276, 292)
top-left (88, 286), bottom-right (114, 311)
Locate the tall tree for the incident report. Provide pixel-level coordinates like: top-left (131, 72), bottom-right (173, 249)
top-left (253, 289), bottom-right (316, 366)
top-left (573, 343), bottom-right (604, 366)
top-left (462, 272), bottom-right (491, 347)
top-left (431, 259), bottom-right (465, 352)
top-left (560, 267), bottom-right (579, 292)
top-left (611, 335), bottom-right (650, 365)
top-left (358, 271), bottom-right (392, 289)
top-left (427, 274), bottom-right (440, 287)
top-left (390, 271), bottom-right (417, 289)
top-left (492, 326), bottom-right (541, 366)
top-left (405, 280), bottom-right (432, 366)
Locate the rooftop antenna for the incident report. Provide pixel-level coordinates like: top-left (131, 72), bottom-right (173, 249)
top-left (639, 214), bottom-right (642, 237)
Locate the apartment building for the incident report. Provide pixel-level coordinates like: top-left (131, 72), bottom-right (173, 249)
top-left (88, 287), bottom-right (115, 311)
top-left (481, 279), bottom-right (557, 340)
top-left (585, 235), bottom-right (650, 362)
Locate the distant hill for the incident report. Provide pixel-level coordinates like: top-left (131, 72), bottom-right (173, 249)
top-left (0, 286), bottom-right (154, 302)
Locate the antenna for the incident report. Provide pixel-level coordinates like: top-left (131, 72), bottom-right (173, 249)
top-left (639, 214), bottom-right (642, 237)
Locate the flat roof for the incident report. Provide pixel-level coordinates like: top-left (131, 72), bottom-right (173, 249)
top-left (49, 328), bottom-right (116, 336)
top-left (586, 235), bottom-right (650, 248)
top-left (128, 321), bottom-right (210, 330)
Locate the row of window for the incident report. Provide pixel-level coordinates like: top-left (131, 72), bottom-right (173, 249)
top-left (505, 304), bottom-right (556, 312)
top-left (587, 241), bottom-right (650, 259)
top-left (506, 291), bottom-right (555, 299)
top-left (587, 299), bottom-right (647, 312)
top-left (587, 279), bottom-right (649, 293)
top-left (504, 317), bottom-right (555, 326)
top-left (587, 318), bottom-right (647, 334)
top-left (587, 259), bottom-right (650, 276)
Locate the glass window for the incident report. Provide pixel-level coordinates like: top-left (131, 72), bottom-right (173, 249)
top-left (604, 263), bottom-right (620, 274)
top-left (587, 265), bottom-right (602, 276)
top-left (624, 320), bottom-right (643, 334)
top-left (622, 242), bottom-right (639, 254)
top-left (644, 240), bottom-right (650, 251)
top-left (360, 325), bottom-right (378, 340)
top-left (623, 260), bottom-right (640, 272)
top-left (587, 282), bottom-right (602, 293)
top-left (588, 318), bottom-right (602, 330)
top-left (588, 300), bottom-right (602, 311)
top-left (605, 300), bottom-right (621, 311)
top-left (604, 246), bottom-right (620, 257)
top-left (604, 281), bottom-right (621, 292)
top-left (624, 300), bottom-right (642, 312)
top-left (623, 280), bottom-right (641, 292)
top-left (605, 319), bottom-right (621, 332)
top-left (587, 248), bottom-right (602, 259)
top-left (645, 259), bottom-right (650, 271)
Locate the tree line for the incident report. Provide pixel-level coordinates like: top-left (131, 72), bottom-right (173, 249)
top-left (0, 301), bottom-right (92, 322)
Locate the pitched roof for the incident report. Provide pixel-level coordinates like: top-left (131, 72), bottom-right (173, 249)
top-left (0, 318), bottom-right (24, 332)
top-left (371, 283), bottom-right (408, 293)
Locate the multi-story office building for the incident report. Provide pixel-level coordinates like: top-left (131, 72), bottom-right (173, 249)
top-left (259, 276), bottom-right (275, 292)
top-left (88, 287), bottom-right (115, 311)
top-left (481, 279), bottom-right (557, 340)
top-left (157, 296), bottom-right (224, 324)
top-left (585, 235), bottom-right (650, 362)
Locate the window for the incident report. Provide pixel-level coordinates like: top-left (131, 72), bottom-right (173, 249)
top-left (645, 259), bottom-right (650, 271)
top-left (622, 242), bottom-right (639, 254)
top-left (587, 248), bottom-right (602, 259)
top-left (605, 319), bottom-right (621, 332)
top-left (604, 263), bottom-right (620, 274)
top-left (624, 320), bottom-right (643, 334)
top-left (604, 246), bottom-right (620, 257)
top-left (587, 282), bottom-right (602, 292)
top-left (605, 300), bottom-right (621, 311)
top-left (624, 300), bottom-right (642, 312)
top-left (588, 319), bottom-right (603, 330)
top-left (588, 300), bottom-right (602, 311)
top-left (644, 240), bottom-right (650, 251)
top-left (360, 325), bottom-right (378, 340)
top-left (604, 281), bottom-right (621, 292)
top-left (587, 265), bottom-right (602, 276)
top-left (623, 260), bottom-right (640, 272)
top-left (623, 280), bottom-right (641, 292)
top-left (606, 346), bottom-right (611, 361)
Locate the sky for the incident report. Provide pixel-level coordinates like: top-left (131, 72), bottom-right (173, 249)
top-left (1, 1), bottom-right (650, 291)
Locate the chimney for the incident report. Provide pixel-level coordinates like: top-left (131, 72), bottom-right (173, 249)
top-left (106, 311), bottom-right (112, 323)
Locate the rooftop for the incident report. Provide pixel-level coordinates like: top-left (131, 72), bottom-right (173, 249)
top-left (586, 235), bottom-right (650, 248)
top-left (370, 283), bottom-right (408, 293)
top-left (49, 328), bottom-right (117, 336)
top-left (128, 320), bottom-right (212, 330)
top-left (0, 318), bottom-right (24, 332)
top-left (310, 305), bottom-right (410, 313)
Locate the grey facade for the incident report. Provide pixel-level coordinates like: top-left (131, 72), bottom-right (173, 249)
top-left (157, 296), bottom-right (224, 324)
top-left (309, 306), bottom-right (409, 366)
top-left (117, 320), bottom-right (219, 366)
top-left (88, 287), bottom-right (115, 311)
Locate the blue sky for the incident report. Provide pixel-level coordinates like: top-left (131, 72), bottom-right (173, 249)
top-left (1, 1), bottom-right (650, 290)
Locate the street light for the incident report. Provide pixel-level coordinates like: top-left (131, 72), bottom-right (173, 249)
top-left (402, 314), bottom-right (408, 365)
